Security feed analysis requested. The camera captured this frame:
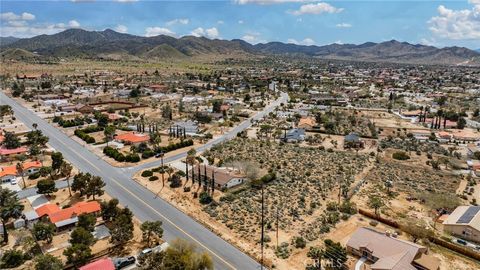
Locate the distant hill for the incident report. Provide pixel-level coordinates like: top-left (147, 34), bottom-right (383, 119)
top-left (2, 29), bottom-right (479, 66)
top-left (0, 48), bottom-right (40, 61)
top-left (0, 36), bottom-right (21, 46)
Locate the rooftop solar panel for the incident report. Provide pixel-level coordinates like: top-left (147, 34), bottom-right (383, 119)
top-left (457, 206), bottom-right (480, 224)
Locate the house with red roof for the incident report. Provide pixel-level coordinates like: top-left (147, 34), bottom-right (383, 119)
top-left (114, 132), bottom-right (150, 146)
top-left (0, 161), bottom-right (42, 183)
top-left (35, 201), bottom-right (101, 230)
top-left (0, 147), bottom-right (28, 158)
top-left (79, 258), bottom-right (115, 270)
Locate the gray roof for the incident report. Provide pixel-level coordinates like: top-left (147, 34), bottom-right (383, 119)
top-left (345, 132), bottom-right (361, 142)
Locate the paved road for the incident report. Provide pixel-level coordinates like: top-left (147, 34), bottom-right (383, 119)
top-left (128, 92), bottom-right (289, 174)
top-left (1, 91), bottom-right (288, 270)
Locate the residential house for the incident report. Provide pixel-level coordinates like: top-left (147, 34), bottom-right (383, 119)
top-left (443, 206), bottom-right (480, 244)
top-left (114, 132), bottom-right (150, 146)
top-left (170, 120), bottom-right (199, 135)
top-left (282, 128), bottom-right (306, 143)
top-left (188, 164), bottom-right (246, 190)
top-left (344, 132), bottom-right (364, 149)
top-left (35, 201), bottom-right (101, 230)
top-left (347, 227), bottom-right (439, 270)
top-left (1, 161), bottom-right (43, 183)
top-left (79, 258), bottom-right (115, 270)
top-left (0, 146), bottom-right (28, 159)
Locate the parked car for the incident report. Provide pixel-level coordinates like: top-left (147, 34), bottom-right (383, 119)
top-left (456, 239), bottom-right (467, 245)
top-left (114, 256), bottom-right (136, 269)
top-left (10, 178), bottom-right (17, 185)
top-left (138, 248), bottom-right (152, 258)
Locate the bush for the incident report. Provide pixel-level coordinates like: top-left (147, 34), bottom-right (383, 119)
top-left (28, 172), bottom-right (40, 180)
top-left (149, 176), bottom-right (159, 181)
top-left (155, 139), bottom-right (194, 154)
top-left (199, 192), bottom-right (213, 204)
top-left (392, 151), bottom-right (410, 160)
top-left (125, 153), bottom-right (140, 163)
top-left (74, 129), bottom-right (95, 144)
top-left (141, 170), bottom-right (153, 177)
top-left (369, 220), bottom-right (379, 227)
top-left (293, 236), bottom-right (306, 249)
top-left (142, 149), bottom-right (155, 159)
top-left (1, 250), bottom-right (26, 268)
top-left (103, 146), bottom-right (126, 162)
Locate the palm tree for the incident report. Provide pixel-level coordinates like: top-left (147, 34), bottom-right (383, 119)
top-left (0, 187), bottom-right (24, 243)
top-left (32, 123), bottom-right (38, 130)
top-left (16, 162), bottom-right (26, 188)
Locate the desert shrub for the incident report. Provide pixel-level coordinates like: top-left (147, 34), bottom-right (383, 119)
top-left (369, 220), bottom-right (379, 227)
top-left (74, 129), bottom-right (95, 144)
top-left (199, 192), bottom-right (213, 204)
top-left (141, 170), bottom-right (153, 177)
top-left (392, 151), bottom-right (410, 160)
top-left (292, 236), bottom-right (306, 249)
top-left (149, 176), bottom-right (159, 181)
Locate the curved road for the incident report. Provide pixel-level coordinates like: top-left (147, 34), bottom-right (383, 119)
top-left (1, 91), bottom-right (288, 269)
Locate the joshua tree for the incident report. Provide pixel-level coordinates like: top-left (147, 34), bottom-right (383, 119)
top-left (0, 187), bottom-right (24, 243)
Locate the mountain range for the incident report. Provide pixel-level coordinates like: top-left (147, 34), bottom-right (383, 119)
top-left (1, 28), bottom-right (479, 66)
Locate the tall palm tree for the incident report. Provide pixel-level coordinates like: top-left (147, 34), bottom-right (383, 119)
top-left (0, 187), bottom-right (24, 243)
top-left (16, 162), bottom-right (26, 188)
top-left (60, 161), bottom-right (73, 196)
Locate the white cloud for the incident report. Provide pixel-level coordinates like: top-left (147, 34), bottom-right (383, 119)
top-left (145, 27), bottom-right (176, 37)
top-left (166, 18), bottom-right (189, 26)
top-left (333, 40), bottom-right (343, 45)
top-left (290, 3), bottom-right (344, 16)
top-left (190, 27), bottom-right (220, 39)
top-left (217, 20), bottom-right (224, 24)
top-left (336, 23), bottom-right (351, 28)
top-left (0, 12), bottom-right (35, 21)
top-left (242, 31), bottom-right (266, 44)
top-left (68, 20), bottom-right (80, 28)
top-left (419, 38), bottom-right (436, 46)
top-left (115, 24), bottom-right (128, 33)
top-left (235, 0), bottom-right (315, 5)
top-left (238, 20), bottom-right (244, 24)
top-left (116, 0), bottom-right (138, 2)
top-left (287, 37), bottom-right (315, 45)
top-left (428, 1), bottom-right (480, 40)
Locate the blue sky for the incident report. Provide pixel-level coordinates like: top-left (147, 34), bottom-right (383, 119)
top-left (1, 0), bottom-right (479, 49)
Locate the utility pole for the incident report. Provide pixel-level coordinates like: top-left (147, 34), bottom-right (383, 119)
top-left (276, 205), bottom-right (279, 250)
top-left (260, 184), bottom-right (264, 270)
top-left (160, 151), bottom-right (165, 186)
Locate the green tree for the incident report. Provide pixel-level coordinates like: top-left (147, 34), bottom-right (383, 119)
top-left (110, 208), bottom-right (134, 246)
top-left (26, 130), bottom-right (49, 147)
top-left (100, 198), bottom-right (119, 222)
top-left (368, 195), bottom-right (384, 216)
top-left (141, 220), bottom-right (163, 247)
top-left (34, 254), bottom-right (63, 270)
top-left (162, 238), bottom-right (213, 270)
top-left (0, 249), bottom-right (26, 268)
top-left (32, 222), bottom-right (55, 243)
top-left (2, 131), bottom-right (21, 149)
top-left (77, 213), bottom-right (96, 232)
top-left (59, 161), bottom-right (73, 196)
top-left (104, 125), bottom-right (116, 146)
top-left (322, 239), bottom-right (347, 269)
top-left (0, 187), bottom-right (24, 243)
top-left (457, 117), bottom-right (466, 129)
top-left (138, 251), bottom-right (165, 270)
top-left (51, 152), bottom-right (64, 175)
top-left (70, 227), bottom-right (95, 246)
top-left (72, 172), bottom-right (89, 196)
top-left (85, 175), bottom-right (105, 200)
top-left (63, 244), bottom-right (92, 267)
top-left (36, 179), bottom-right (57, 196)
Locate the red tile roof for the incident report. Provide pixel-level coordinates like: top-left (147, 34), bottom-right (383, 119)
top-left (35, 204), bottom-right (61, 218)
top-left (114, 132), bottom-right (150, 143)
top-left (0, 161), bottom-right (42, 178)
top-left (0, 147), bottom-right (28, 155)
top-left (49, 201), bottom-right (101, 223)
top-left (79, 258), bottom-right (115, 270)
top-left (35, 201), bottom-right (101, 224)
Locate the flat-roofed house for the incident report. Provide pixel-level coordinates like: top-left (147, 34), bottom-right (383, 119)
top-left (443, 206), bottom-right (480, 244)
top-left (347, 227), bottom-right (439, 270)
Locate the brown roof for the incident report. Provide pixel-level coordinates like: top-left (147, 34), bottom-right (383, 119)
top-left (189, 164), bottom-right (244, 186)
top-left (347, 227), bottom-right (430, 270)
